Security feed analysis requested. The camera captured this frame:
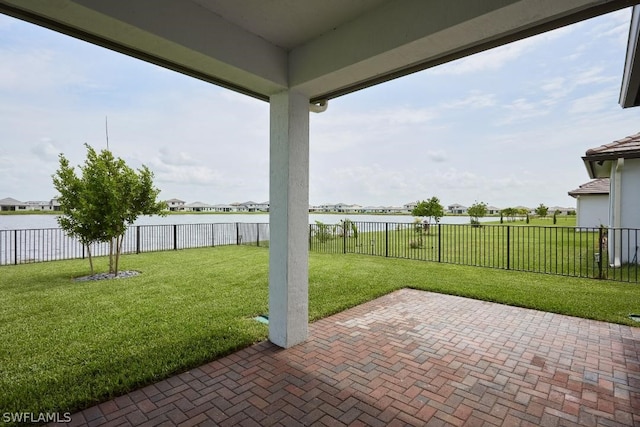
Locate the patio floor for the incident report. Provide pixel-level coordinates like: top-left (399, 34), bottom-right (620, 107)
top-left (56, 289), bottom-right (640, 427)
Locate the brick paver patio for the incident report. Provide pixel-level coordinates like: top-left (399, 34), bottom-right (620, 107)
top-left (55, 289), bottom-right (640, 426)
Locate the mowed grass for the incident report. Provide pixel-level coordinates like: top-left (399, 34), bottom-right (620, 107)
top-left (1, 245), bottom-right (639, 419)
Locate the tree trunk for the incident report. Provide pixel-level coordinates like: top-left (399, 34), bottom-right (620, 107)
top-left (109, 237), bottom-right (115, 274)
top-left (114, 234), bottom-right (124, 276)
top-left (86, 244), bottom-right (94, 275)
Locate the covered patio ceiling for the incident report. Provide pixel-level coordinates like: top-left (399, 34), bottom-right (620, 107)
top-left (1, 0), bottom-right (639, 105)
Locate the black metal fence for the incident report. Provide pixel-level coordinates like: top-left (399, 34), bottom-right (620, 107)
top-left (1, 221), bottom-right (638, 283)
top-left (0, 223), bottom-right (269, 266)
top-left (308, 222), bottom-right (639, 283)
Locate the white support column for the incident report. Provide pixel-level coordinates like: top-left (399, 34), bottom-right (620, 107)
top-left (268, 89), bottom-right (309, 348)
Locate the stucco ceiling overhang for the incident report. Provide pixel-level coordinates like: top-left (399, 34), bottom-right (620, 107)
top-left (620, 5), bottom-right (640, 107)
top-left (1, 0), bottom-right (639, 104)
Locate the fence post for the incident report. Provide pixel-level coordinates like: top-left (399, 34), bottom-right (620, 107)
top-left (598, 226), bottom-right (604, 279)
top-left (14, 229), bottom-right (17, 265)
top-left (506, 226), bottom-right (511, 270)
top-left (173, 224), bottom-right (178, 250)
top-left (82, 244), bottom-right (85, 259)
top-left (136, 226), bottom-right (141, 254)
top-left (257, 223), bottom-right (260, 247)
top-left (438, 224), bottom-right (441, 263)
top-left (236, 223), bottom-right (240, 245)
top-left (309, 224), bottom-right (312, 250)
top-left (385, 223), bottom-right (389, 257)
top-left (343, 224), bottom-right (347, 254)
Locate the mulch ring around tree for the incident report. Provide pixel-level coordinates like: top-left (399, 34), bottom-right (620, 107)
top-left (74, 271), bottom-right (141, 282)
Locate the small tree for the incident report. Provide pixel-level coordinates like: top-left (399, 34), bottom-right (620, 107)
top-left (53, 154), bottom-right (108, 274)
top-left (517, 207), bottom-right (529, 220)
top-left (467, 202), bottom-right (488, 227)
top-left (411, 197), bottom-right (444, 232)
top-left (535, 204), bottom-right (549, 218)
top-left (339, 218), bottom-right (358, 239)
top-left (53, 144), bottom-right (167, 276)
top-left (500, 207), bottom-right (516, 222)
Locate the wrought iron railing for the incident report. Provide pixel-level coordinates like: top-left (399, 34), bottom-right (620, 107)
top-left (1, 221), bottom-right (638, 283)
top-left (308, 222), bottom-right (639, 283)
top-left (0, 223), bottom-right (269, 265)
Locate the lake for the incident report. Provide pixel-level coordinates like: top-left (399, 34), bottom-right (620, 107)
top-left (0, 213), bottom-right (490, 230)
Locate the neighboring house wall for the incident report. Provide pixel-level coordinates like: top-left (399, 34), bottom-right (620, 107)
top-left (620, 158), bottom-right (640, 229)
top-left (608, 158), bottom-right (640, 265)
top-left (582, 132), bottom-right (640, 265)
top-left (575, 195), bottom-right (609, 228)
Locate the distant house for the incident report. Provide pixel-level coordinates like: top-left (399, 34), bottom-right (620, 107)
top-left (447, 204), bottom-right (467, 214)
top-left (403, 202), bottom-right (418, 213)
top-left (25, 201), bottom-right (54, 211)
top-left (232, 201), bottom-right (269, 212)
top-left (362, 206), bottom-right (398, 214)
top-left (582, 131), bottom-right (640, 265)
top-left (568, 179), bottom-right (609, 228)
top-left (487, 206), bottom-right (501, 215)
top-left (165, 198), bottom-right (186, 211)
top-left (548, 206), bottom-right (574, 216)
top-left (239, 201), bottom-right (260, 212)
top-left (250, 201), bottom-right (270, 212)
top-left (184, 201), bottom-right (215, 212)
top-left (1, 197), bottom-right (61, 212)
top-left (212, 204), bottom-right (234, 212)
top-left (334, 203), bottom-right (362, 213)
top-left (230, 202), bottom-right (248, 212)
top-left (0, 197), bottom-right (26, 211)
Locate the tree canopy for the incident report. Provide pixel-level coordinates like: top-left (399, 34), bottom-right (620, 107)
top-left (411, 197), bottom-right (444, 225)
top-left (535, 203), bottom-right (549, 218)
top-left (53, 144), bottom-right (167, 275)
top-left (467, 202), bottom-right (488, 226)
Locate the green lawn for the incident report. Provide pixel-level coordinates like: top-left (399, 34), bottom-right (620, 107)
top-left (1, 245), bottom-right (639, 420)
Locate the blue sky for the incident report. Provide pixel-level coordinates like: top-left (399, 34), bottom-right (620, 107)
top-left (1, 8), bottom-right (639, 209)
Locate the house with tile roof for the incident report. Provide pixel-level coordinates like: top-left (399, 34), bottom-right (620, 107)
top-left (568, 179), bottom-right (609, 229)
top-left (582, 131), bottom-right (640, 265)
top-left (0, 197), bottom-right (26, 211)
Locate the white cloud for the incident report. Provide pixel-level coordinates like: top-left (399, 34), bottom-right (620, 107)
top-left (31, 139), bottom-right (61, 163)
top-left (496, 98), bottom-right (551, 125)
top-left (153, 164), bottom-right (224, 186)
top-left (158, 147), bottom-right (198, 166)
top-left (427, 150), bottom-right (447, 162)
top-left (442, 92), bottom-right (496, 109)
top-left (588, 8), bottom-right (632, 46)
top-left (569, 89), bottom-right (620, 115)
top-left (574, 66), bottom-right (617, 86)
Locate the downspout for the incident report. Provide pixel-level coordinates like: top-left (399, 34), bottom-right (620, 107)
top-left (612, 158), bottom-right (624, 267)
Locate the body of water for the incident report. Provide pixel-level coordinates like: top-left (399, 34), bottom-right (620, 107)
top-left (0, 213), bottom-right (492, 230)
